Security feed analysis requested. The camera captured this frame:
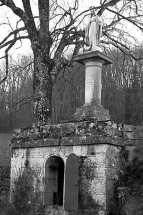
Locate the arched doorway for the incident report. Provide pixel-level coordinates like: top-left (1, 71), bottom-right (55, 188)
top-left (44, 156), bottom-right (64, 206)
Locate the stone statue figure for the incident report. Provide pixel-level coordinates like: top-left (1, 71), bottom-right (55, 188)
top-left (84, 9), bottom-right (102, 52)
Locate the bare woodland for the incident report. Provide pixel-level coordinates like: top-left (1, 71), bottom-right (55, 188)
top-left (0, 0), bottom-right (143, 131)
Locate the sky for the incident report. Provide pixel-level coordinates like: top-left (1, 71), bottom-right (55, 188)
top-left (0, 0), bottom-right (102, 59)
top-left (0, 0), bottom-right (100, 56)
top-left (0, 0), bottom-right (142, 61)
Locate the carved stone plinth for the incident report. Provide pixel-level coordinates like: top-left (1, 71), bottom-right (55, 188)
top-left (74, 103), bottom-right (110, 121)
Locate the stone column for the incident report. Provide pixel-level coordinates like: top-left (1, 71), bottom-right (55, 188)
top-left (85, 60), bottom-right (103, 105)
top-left (73, 51), bottom-right (113, 121)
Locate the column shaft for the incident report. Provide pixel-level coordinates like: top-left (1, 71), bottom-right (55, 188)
top-left (85, 60), bottom-right (103, 105)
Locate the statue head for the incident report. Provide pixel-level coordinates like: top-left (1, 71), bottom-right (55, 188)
top-left (90, 7), bottom-right (97, 17)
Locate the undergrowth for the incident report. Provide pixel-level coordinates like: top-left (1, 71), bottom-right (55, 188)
top-left (0, 166), bottom-right (44, 215)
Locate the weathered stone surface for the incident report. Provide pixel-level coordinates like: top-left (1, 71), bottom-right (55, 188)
top-left (79, 193), bottom-right (106, 210)
top-left (106, 145), bottom-right (121, 168)
top-left (74, 103), bottom-right (110, 121)
top-left (10, 121), bottom-right (143, 215)
top-left (105, 168), bottom-right (120, 180)
top-left (44, 206), bottom-right (68, 215)
top-left (78, 209), bottom-right (105, 215)
top-left (11, 121), bottom-right (143, 149)
top-left (11, 142), bottom-right (121, 215)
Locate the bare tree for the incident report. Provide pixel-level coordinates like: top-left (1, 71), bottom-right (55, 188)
top-left (0, 0), bottom-right (143, 125)
top-left (0, 55), bottom-right (33, 132)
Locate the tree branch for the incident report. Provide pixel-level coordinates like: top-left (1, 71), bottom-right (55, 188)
top-left (38, 0), bottom-right (50, 33)
top-left (107, 7), bottom-right (143, 31)
top-left (103, 32), bottom-right (143, 60)
top-left (97, 0), bottom-right (122, 16)
top-left (0, 0), bottom-right (26, 19)
top-left (0, 27), bottom-right (26, 46)
top-left (38, 0), bottom-right (52, 55)
top-left (0, 34), bottom-right (17, 84)
top-left (0, 36), bottom-right (29, 49)
top-left (21, 0), bottom-right (37, 37)
top-left (16, 95), bottom-right (33, 105)
top-left (0, 0), bottom-right (38, 49)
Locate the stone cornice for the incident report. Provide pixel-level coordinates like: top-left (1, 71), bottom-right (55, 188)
top-left (10, 120), bottom-right (143, 149)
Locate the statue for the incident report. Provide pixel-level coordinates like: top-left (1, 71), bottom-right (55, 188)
top-left (83, 9), bottom-right (102, 52)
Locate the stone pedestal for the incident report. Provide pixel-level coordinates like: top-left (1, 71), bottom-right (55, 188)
top-left (74, 51), bottom-right (113, 121)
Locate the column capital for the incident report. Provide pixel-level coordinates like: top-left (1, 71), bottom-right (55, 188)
top-left (73, 51), bottom-right (113, 66)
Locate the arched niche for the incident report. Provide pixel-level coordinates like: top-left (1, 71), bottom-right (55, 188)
top-left (44, 156), bottom-right (64, 206)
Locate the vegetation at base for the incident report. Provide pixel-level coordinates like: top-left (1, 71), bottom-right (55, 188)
top-left (0, 166), bottom-right (43, 215)
top-left (119, 146), bottom-right (143, 189)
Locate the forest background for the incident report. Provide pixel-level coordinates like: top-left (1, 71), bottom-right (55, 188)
top-left (0, 47), bottom-right (143, 133)
top-left (0, 0), bottom-right (143, 132)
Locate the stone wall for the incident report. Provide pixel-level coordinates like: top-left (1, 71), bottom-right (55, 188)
top-left (10, 120), bottom-right (143, 215)
top-left (11, 144), bottom-right (121, 214)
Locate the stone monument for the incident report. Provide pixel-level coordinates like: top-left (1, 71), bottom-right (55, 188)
top-left (10, 8), bottom-right (124, 215)
top-left (74, 9), bottom-right (113, 121)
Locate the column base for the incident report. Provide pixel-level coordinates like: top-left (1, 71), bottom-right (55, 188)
top-left (74, 103), bottom-right (110, 121)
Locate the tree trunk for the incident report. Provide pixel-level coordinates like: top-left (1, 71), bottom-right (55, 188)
top-left (33, 52), bottom-right (53, 125)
